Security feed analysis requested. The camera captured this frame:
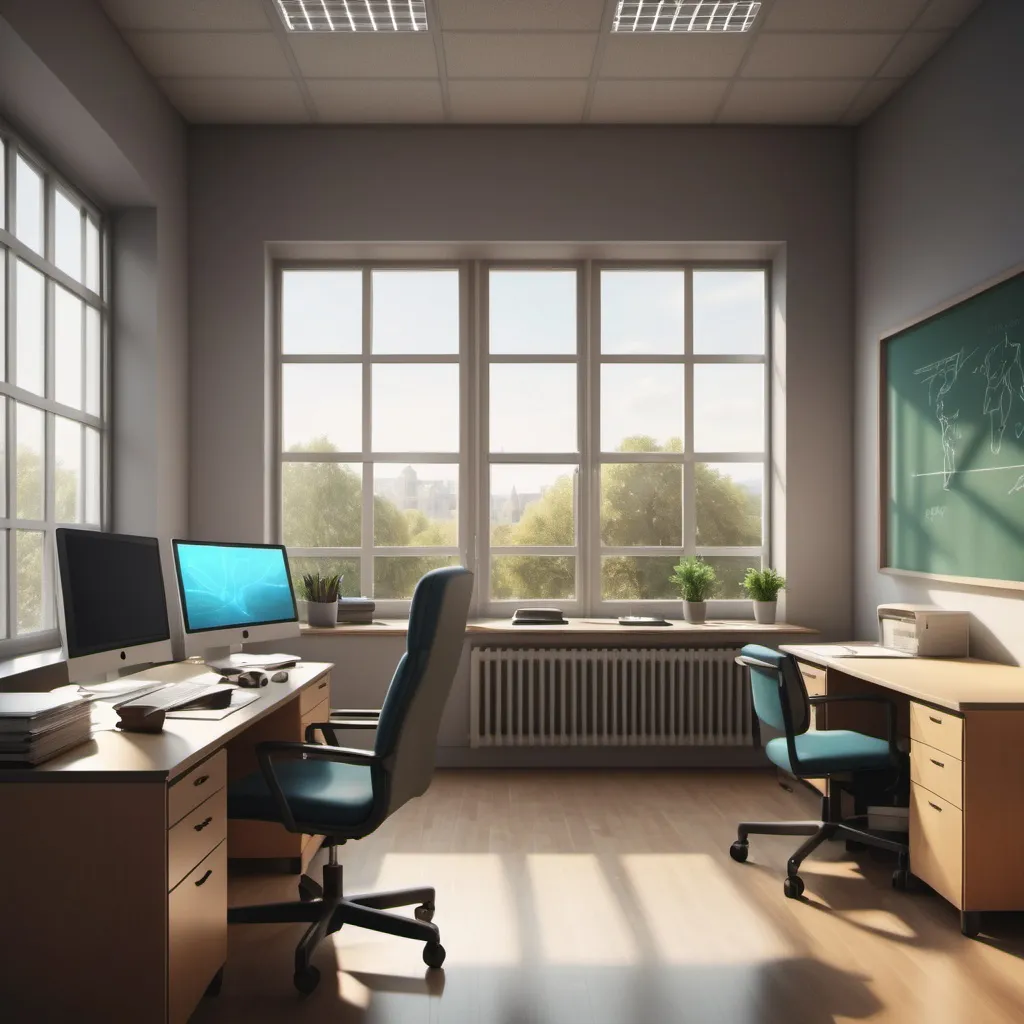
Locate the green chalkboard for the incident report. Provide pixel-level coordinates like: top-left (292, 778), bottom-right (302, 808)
top-left (882, 268), bottom-right (1024, 588)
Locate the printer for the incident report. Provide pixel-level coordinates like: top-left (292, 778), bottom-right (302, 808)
top-left (877, 604), bottom-right (969, 657)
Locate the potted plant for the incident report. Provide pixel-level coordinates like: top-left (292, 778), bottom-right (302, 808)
top-left (670, 557), bottom-right (718, 624)
top-left (300, 571), bottom-right (342, 627)
top-left (743, 566), bottom-right (786, 624)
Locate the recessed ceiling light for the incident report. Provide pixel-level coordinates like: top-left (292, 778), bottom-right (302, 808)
top-left (612, 1), bottom-right (762, 33)
top-left (275, 1), bottom-right (428, 32)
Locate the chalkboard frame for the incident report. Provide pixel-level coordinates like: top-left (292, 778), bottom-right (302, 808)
top-left (879, 263), bottom-right (1024, 590)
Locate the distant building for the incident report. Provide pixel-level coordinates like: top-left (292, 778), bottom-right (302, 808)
top-left (377, 466), bottom-right (456, 520)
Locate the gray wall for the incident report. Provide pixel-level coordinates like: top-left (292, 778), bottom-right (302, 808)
top-left (855, 0), bottom-right (1024, 663)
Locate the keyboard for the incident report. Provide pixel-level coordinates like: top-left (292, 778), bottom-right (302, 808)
top-left (118, 681), bottom-right (235, 713)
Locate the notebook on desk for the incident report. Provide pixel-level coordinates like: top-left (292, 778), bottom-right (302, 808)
top-left (797, 643), bottom-right (913, 659)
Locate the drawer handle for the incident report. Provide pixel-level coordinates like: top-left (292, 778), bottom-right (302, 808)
top-left (317, 681), bottom-right (327, 690)
top-left (928, 801), bottom-right (943, 812)
top-left (928, 716), bottom-right (943, 725)
top-left (929, 758), bottom-right (945, 769)
top-left (195, 869), bottom-right (213, 887)
top-left (193, 816), bottom-right (213, 832)
top-left (193, 774), bottom-right (210, 788)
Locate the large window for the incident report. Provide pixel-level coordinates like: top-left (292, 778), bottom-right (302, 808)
top-left (0, 127), bottom-right (108, 652)
top-left (278, 262), bottom-right (768, 615)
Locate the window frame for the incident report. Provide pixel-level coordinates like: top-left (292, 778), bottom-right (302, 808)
top-left (0, 122), bottom-right (110, 656)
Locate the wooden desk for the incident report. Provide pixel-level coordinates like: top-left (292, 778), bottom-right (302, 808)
top-left (782, 644), bottom-right (1024, 936)
top-left (0, 660), bottom-right (333, 1023)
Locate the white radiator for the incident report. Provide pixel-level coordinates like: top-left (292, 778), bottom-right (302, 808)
top-left (470, 647), bottom-right (753, 748)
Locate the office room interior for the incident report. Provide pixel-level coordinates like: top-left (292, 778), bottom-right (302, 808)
top-left (1, 0), bottom-right (1024, 1021)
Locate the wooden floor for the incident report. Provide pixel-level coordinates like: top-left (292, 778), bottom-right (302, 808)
top-left (193, 769), bottom-right (1024, 1024)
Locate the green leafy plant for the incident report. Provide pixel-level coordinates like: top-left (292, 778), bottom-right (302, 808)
top-left (670, 557), bottom-right (718, 602)
top-left (743, 566), bottom-right (786, 602)
top-left (300, 571), bottom-right (342, 604)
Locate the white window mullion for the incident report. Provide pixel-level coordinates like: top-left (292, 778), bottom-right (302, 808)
top-left (361, 267), bottom-right (373, 598)
top-left (584, 258), bottom-right (599, 615)
top-left (683, 268), bottom-right (696, 557)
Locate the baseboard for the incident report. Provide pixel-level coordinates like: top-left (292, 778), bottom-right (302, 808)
top-left (435, 745), bottom-right (767, 769)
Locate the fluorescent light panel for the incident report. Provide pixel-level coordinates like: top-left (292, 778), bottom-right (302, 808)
top-left (613, 1), bottom-right (761, 33)
top-left (275, 0), bottom-right (427, 32)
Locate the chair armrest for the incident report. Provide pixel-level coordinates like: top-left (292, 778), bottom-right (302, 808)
top-left (327, 708), bottom-right (381, 731)
top-left (330, 708), bottom-right (380, 717)
top-left (807, 694), bottom-right (899, 750)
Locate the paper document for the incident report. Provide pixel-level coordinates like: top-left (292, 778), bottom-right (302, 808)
top-left (796, 644), bottom-right (913, 659)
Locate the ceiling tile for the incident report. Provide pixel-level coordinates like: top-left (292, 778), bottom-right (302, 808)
top-left (763, 0), bottom-right (927, 32)
top-left (590, 80), bottom-right (729, 123)
top-left (600, 34), bottom-right (750, 79)
top-left (916, 0), bottom-right (984, 31)
top-left (878, 31), bottom-right (950, 77)
top-left (841, 79), bottom-right (904, 124)
top-left (719, 79), bottom-right (865, 123)
top-left (448, 80), bottom-right (588, 122)
top-left (286, 33), bottom-right (439, 77)
top-left (437, 0), bottom-right (605, 31)
top-left (307, 79), bottom-right (444, 122)
top-left (125, 31), bottom-right (292, 78)
top-left (100, 0), bottom-right (270, 31)
top-left (158, 78), bottom-right (308, 123)
top-left (742, 33), bottom-right (898, 79)
top-left (444, 32), bottom-right (597, 78)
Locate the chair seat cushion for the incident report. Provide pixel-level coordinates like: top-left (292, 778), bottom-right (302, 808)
top-left (765, 730), bottom-right (893, 776)
top-left (228, 759), bottom-right (375, 830)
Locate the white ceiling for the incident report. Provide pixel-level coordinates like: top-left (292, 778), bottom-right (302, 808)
top-left (97, 0), bottom-right (983, 126)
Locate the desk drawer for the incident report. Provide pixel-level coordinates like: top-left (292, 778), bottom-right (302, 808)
top-left (169, 749), bottom-right (227, 827)
top-left (910, 740), bottom-right (963, 809)
top-left (910, 784), bottom-right (963, 909)
top-left (910, 703), bottom-right (963, 760)
top-left (168, 787), bottom-right (227, 891)
top-left (300, 673), bottom-right (331, 716)
top-left (301, 698), bottom-right (330, 737)
top-left (798, 662), bottom-right (826, 694)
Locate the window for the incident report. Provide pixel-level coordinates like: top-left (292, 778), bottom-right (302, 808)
top-left (277, 262), bottom-right (768, 615)
top-left (0, 127), bottom-right (108, 651)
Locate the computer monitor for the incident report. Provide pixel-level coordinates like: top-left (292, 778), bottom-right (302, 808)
top-left (171, 540), bottom-right (300, 663)
top-left (56, 529), bottom-right (174, 683)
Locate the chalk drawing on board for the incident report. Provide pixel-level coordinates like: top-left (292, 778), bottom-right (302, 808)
top-left (914, 347), bottom-right (976, 489)
top-left (976, 331), bottom-right (1024, 454)
top-left (1010, 474), bottom-right (1024, 496)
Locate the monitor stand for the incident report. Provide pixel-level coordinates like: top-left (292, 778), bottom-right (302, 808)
top-left (202, 646), bottom-right (300, 675)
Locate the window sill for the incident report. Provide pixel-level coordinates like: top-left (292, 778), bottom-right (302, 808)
top-left (0, 646), bottom-right (66, 683)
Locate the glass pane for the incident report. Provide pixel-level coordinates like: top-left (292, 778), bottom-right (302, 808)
top-left (693, 364), bottom-right (764, 453)
top-left (15, 155), bottom-right (44, 255)
top-left (375, 556), bottom-right (458, 599)
top-left (489, 269), bottom-right (576, 354)
top-left (0, 531), bottom-right (6, 637)
top-left (601, 270), bottom-right (685, 355)
top-left (85, 218), bottom-right (101, 294)
top-left (85, 307), bottom-right (101, 416)
top-left (282, 363), bottom-right (361, 452)
top-left (701, 555), bottom-right (758, 599)
top-left (491, 556), bottom-right (574, 600)
top-left (16, 404), bottom-right (44, 520)
top-left (600, 463), bottom-right (682, 547)
top-left (602, 555), bottom-right (680, 601)
top-left (0, 250), bottom-right (5, 381)
top-left (0, 401), bottom-right (6, 516)
top-left (0, 139), bottom-right (5, 229)
top-left (16, 261), bottom-right (45, 396)
top-left (281, 270), bottom-right (361, 354)
top-left (601, 364), bottom-right (683, 452)
top-left (491, 464), bottom-right (575, 545)
top-left (696, 463), bottom-right (762, 546)
top-left (373, 364), bottom-right (459, 452)
top-left (282, 461), bottom-right (361, 547)
top-left (490, 364), bottom-right (576, 453)
top-left (694, 271), bottom-right (766, 355)
top-left (54, 417), bottom-right (82, 523)
top-left (374, 464), bottom-right (457, 546)
top-left (289, 557), bottom-right (362, 600)
top-left (54, 190), bottom-right (83, 282)
top-left (85, 426), bottom-right (101, 525)
top-left (55, 286), bottom-right (84, 409)
top-left (372, 270), bottom-right (459, 354)
top-left (17, 530), bottom-right (48, 634)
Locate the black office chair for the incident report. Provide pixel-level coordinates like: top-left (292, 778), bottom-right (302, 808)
top-left (226, 567), bottom-right (473, 993)
top-left (730, 645), bottom-right (909, 899)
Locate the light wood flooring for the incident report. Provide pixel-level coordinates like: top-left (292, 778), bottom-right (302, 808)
top-left (193, 769), bottom-right (1024, 1024)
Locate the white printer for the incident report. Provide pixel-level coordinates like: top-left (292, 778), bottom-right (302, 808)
top-left (877, 604), bottom-right (970, 657)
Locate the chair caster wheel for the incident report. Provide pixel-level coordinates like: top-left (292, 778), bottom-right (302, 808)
top-left (423, 942), bottom-right (446, 969)
top-left (784, 876), bottom-right (805, 899)
top-left (729, 841), bottom-right (749, 863)
top-left (415, 902), bottom-right (435, 922)
top-left (892, 868), bottom-right (909, 891)
top-left (293, 966), bottom-right (321, 994)
top-left (298, 876), bottom-right (321, 902)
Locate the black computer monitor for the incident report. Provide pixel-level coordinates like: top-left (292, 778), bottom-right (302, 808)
top-left (56, 529), bottom-right (174, 682)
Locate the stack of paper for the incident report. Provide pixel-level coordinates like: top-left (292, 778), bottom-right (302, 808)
top-left (0, 692), bottom-right (93, 766)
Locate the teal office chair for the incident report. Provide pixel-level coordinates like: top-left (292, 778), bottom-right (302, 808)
top-left (730, 645), bottom-right (909, 899)
top-left (226, 567), bottom-right (473, 994)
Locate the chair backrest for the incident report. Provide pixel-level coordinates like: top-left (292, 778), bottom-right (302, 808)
top-left (737, 644), bottom-right (810, 739)
top-left (374, 566), bottom-right (473, 816)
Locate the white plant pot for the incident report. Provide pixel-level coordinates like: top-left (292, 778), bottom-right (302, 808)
top-left (306, 601), bottom-right (338, 628)
top-left (753, 600), bottom-right (777, 625)
top-left (683, 600), bottom-right (707, 625)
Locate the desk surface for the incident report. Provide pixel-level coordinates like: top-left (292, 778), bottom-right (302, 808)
top-left (782, 643), bottom-right (1024, 712)
top-left (0, 660), bottom-right (332, 783)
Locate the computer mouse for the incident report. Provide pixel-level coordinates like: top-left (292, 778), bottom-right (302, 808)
top-left (236, 670), bottom-right (268, 688)
top-left (270, 670), bottom-right (289, 683)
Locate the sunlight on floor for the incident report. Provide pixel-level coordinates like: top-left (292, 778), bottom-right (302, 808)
top-left (839, 908), bottom-right (917, 940)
